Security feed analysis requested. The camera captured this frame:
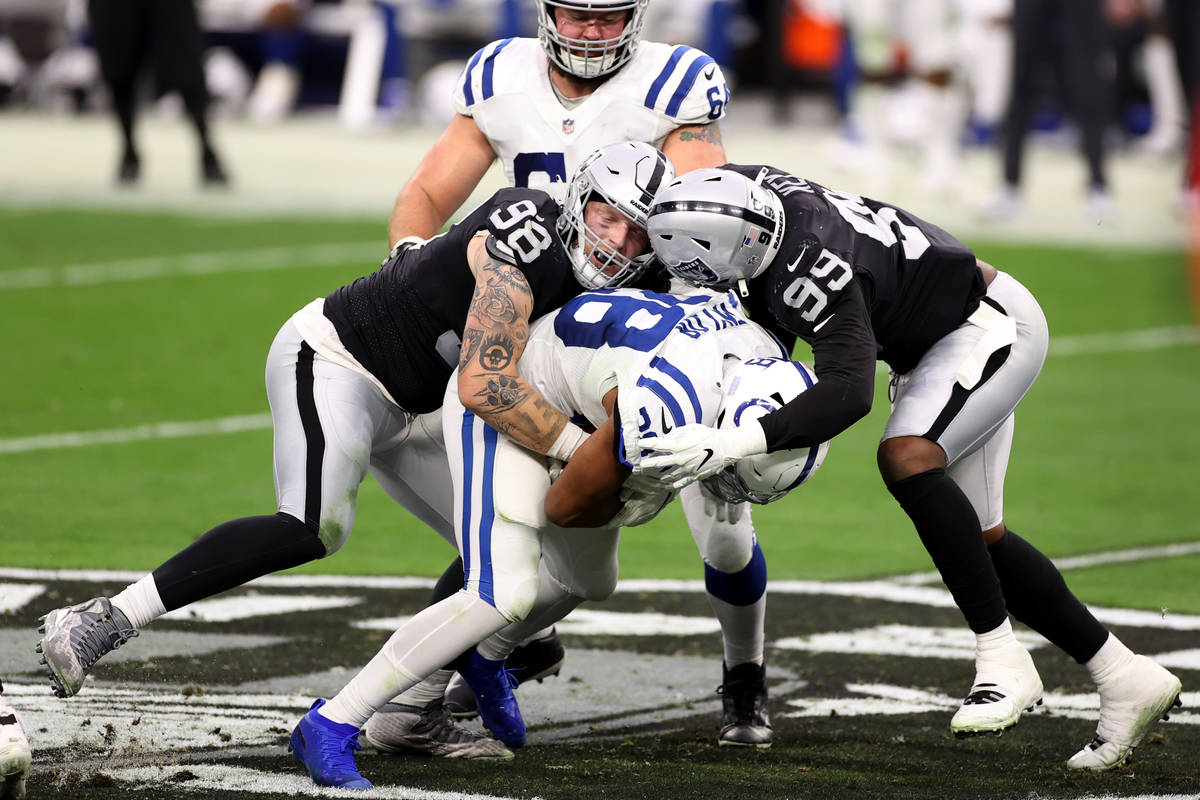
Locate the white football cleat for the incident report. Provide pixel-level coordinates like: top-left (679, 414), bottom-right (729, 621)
top-left (1067, 655), bottom-right (1183, 771)
top-left (950, 642), bottom-right (1043, 737)
top-left (0, 694), bottom-right (30, 800)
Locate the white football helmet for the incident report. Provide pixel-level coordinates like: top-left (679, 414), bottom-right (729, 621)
top-left (537, 0), bottom-right (648, 79)
top-left (559, 141), bottom-right (674, 289)
top-left (648, 168), bottom-right (786, 289)
top-left (702, 357), bottom-right (829, 504)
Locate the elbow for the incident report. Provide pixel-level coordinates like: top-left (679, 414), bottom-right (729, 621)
top-left (847, 384), bottom-right (873, 424)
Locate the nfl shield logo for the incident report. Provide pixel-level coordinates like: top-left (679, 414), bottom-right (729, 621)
top-left (562, 118), bottom-right (574, 134)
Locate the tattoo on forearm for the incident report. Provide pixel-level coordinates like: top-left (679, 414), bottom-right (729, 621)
top-left (677, 124), bottom-right (723, 146)
top-left (478, 333), bottom-right (514, 371)
top-left (473, 374), bottom-right (526, 412)
top-left (460, 328), bottom-right (483, 366)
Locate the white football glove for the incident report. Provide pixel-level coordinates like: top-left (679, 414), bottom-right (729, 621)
top-left (636, 422), bottom-right (767, 489)
top-left (609, 482), bottom-right (676, 528)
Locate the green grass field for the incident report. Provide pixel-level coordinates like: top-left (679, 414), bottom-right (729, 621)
top-left (2, 205), bottom-right (1198, 613)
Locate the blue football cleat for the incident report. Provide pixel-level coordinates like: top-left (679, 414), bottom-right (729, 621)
top-left (289, 699), bottom-right (373, 790)
top-left (461, 650), bottom-right (526, 747)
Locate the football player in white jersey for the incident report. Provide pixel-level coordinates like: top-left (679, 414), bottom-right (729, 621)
top-left (292, 287), bottom-right (818, 789)
top-left (376, 0), bottom-right (775, 753)
top-left (34, 144), bottom-right (663, 759)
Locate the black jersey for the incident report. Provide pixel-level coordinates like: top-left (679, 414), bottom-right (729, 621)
top-left (723, 164), bottom-right (986, 451)
top-left (322, 188), bottom-right (582, 413)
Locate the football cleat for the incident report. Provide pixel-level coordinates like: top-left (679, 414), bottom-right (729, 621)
top-left (717, 662), bottom-right (773, 748)
top-left (459, 651), bottom-right (526, 748)
top-left (289, 699), bottom-right (372, 790)
top-left (950, 642), bottom-right (1043, 737)
top-left (363, 700), bottom-right (513, 760)
top-left (37, 597), bottom-right (138, 698)
top-left (1066, 656), bottom-right (1183, 771)
top-left (0, 692), bottom-right (31, 800)
top-left (445, 628), bottom-right (565, 719)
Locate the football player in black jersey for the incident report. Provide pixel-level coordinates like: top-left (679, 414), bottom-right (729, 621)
top-left (636, 166), bottom-right (1183, 771)
top-left (34, 143), bottom-right (671, 762)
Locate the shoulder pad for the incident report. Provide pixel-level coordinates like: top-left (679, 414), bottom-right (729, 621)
top-left (639, 44), bottom-right (729, 125)
top-left (484, 188), bottom-right (562, 265)
top-left (453, 37), bottom-right (538, 114)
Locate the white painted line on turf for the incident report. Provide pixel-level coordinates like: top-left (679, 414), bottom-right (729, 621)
top-left (888, 541), bottom-right (1200, 586)
top-left (781, 683), bottom-right (1200, 728)
top-left (1049, 325), bottom-right (1200, 356)
top-left (772, 624), bottom-right (1047, 659)
top-left (1154, 648), bottom-right (1200, 671)
top-left (354, 609), bottom-right (722, 637)
top-left (0, 414), bottom-right (272, 454)
top-left (5, 567), bottom-right (1200, 630)
top-left (160, 594), bottom-right (364, 623)
top-left (0, 582), bottom-right (44, 613)
top-left (107, 764), bottom-right (541, 800)
top-left (0, 242), bottom-right (383, 290)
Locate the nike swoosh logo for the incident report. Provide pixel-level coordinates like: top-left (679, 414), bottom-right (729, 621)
top-left (786, 244), bottom-right (809, 272)
top-left (660, 409), bottom-right (674, 434)
top-left (697, 448), bottom-right (715, 470)
top-left (704, 66), bottom-right (716, 80)
top-left (813, 313), bottom-right (836, 332)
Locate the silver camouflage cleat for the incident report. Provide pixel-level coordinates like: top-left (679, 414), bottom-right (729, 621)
top-left (36, 597), bottom-right (138, 698)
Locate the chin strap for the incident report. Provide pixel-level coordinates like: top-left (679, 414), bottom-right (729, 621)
top-left (737, 279), bottom-right (750, 297)
top-left (753, 167), bottom-right (770, 185)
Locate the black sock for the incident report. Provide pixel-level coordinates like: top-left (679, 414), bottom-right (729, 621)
top-left (988, 530), bottom-right (1109, 663)
top-left (887, 468), bottom-right (1007, 634)
top-left (152, 512), bottom-right (325, 611)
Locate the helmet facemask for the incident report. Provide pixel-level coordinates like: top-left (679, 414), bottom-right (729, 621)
top-left (559, 141), bottom-right (675, 289)
top-left (537, 0), bottom-right (647, 80)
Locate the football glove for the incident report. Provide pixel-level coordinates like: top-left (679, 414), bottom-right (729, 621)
top-left (609, 483), bottom-right (675, 528)
top-left (637, 422), bottom-right (767, 489)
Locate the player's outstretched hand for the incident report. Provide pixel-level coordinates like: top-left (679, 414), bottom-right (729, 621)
top-left (637, 423), bottom-right (766, 488)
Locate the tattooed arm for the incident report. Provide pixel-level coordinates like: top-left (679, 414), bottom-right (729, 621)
top-left (457, 235), bottom-right (576, 456)
top-left (662, 123), bottom-right (725, 175)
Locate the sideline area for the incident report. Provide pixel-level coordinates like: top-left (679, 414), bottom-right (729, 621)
top-left (0, 92), bottom-right (1189, 251)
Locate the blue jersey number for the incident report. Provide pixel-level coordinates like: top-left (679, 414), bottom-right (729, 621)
top-left (555, 291), bottom-right (706, 352)
top-left (513, 152), bottom-right (567, 187)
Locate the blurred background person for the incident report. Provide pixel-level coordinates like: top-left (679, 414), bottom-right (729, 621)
top-left (984, 0), bottom-right (1114, 222)
top-left (87, 0), bottom-right (229, 185)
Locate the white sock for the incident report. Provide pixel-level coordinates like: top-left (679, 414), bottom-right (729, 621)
top-left (392, 670), bottom-right (454, 707)
top-left (320, 590), bottom-right (509, 728)
top-left (1143, 35), bottom-right (1185, 144)
top-left (708, 593), bottom-right (765, 667)
top-left (975, 617), bottom-right (1018, 656)
top-left (111, 575), bottom-right (167, 629)
top-left (1085, 633), bottom-right (1134, 686)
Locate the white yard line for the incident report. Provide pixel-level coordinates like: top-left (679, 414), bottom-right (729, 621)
top-left (0, 243), bottom-right (383, 290)
top-left (3, 567), bottom-right (1198, 629)
top-left (4, 323), bottom-right (1196, 456)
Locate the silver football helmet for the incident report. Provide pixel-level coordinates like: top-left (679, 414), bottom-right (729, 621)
top-left (537, 0), bottom-right (648, 79)
top-left (648, 168), bottom-right (786, 289)
top-left (559, 141), bottom-right (674, 289)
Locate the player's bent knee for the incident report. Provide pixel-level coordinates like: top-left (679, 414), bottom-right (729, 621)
top-left (316, 507), bottom-right (355, 556)
top-left (490, 574), bottom-right (540, 624)
top-left (877, 436), bottom-right (947, 485)
top-left (702, 527), bottom-right (756, 574)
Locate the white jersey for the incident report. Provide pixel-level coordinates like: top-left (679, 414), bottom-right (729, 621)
top-left (454, 38), bottom-right (729, 202)
top-left (519, 288), bottom-right (788, 469)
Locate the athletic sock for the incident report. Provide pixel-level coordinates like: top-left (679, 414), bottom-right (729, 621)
top-left (111, 574), bottom-right (168, 629)
top-left (887, 468), bottom-right (1007, 634)
top-left (987, 529), bottom-right (1109, 663)
top-left (392, 670), bottom-right (454, 707)
top-left (321, 590), bottom-right (508, 728)
top-left (704, 540), bottom-right (767, 667)
top-left (1084, 633), bottom-right (1135, 686)
top-left (152, 512), bottom-right (325, 611)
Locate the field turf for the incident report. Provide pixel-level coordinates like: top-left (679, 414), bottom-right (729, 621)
top-left (1, 206), bottom-right (1198, 800)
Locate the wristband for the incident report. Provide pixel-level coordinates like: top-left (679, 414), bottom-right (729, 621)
top-left (546, 422), bottom-right (589, 462)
